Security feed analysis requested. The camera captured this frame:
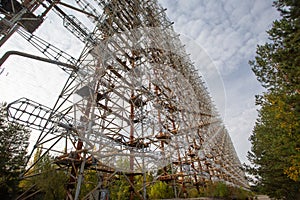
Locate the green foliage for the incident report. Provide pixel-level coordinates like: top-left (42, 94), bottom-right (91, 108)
top-left (248, 0), bottom-right (300, 199)
top-left (34, 155), bottom-right (68, 200)
top-left (108, 174), bottom-right (151, 200)
top-left (148, 181), bottom-right (174, 199)
top-left (213, 182), bottom-right (229, 197)
top-left (20, 149), bottom-right (68, 200)
top-left (204, 182), bottom-right (230, 198)
top-left (0, 103), bottom-right (30, 199)
top-left (203, 182), bottom-right (252, 200)
top-left (230, 186), bottom-right (253, 200)
top-left (109, 175), bottom-right (130, 200)
top-left (79, 170), bottom-right (99, 198)
top-left (187, 187), bottom-right (199, 198)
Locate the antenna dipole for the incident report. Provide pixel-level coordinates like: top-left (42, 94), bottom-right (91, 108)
top-left (1, 0), bottom-right (249, 199)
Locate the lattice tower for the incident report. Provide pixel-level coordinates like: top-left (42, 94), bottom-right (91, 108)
top-left (0, 0), bottom-right (248, 199)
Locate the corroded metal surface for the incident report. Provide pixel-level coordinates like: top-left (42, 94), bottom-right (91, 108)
top-left (2, 0), bottom-right (248, 199)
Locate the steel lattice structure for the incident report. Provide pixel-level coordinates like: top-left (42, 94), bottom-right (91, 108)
top-left (0, 0), bottom-right (248, 199)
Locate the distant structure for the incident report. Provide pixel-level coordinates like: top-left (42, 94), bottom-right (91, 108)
top-left (0, 0), bottom-right (248, 199)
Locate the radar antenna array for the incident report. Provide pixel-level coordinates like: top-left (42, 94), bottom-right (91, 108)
top-left (0, 0), bottom-right (248, 199)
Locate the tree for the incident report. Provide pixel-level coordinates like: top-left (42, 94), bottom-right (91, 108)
top-left (33, 153), bottom-right (68, 200)
top-left (20, 148), bottom-right (69, 200)
top-left (247, 0), bottom-right (300, 199)
top-left (19, 148), bottom-right (69, 200)
top-left (148, 181), bottom-right (174, 199)
top-left (79, 169), bottom-right (99, 199)
top-left (0, 103), bottom-right (30, 199)
top-left (109, 175), bottom-right (130, 200)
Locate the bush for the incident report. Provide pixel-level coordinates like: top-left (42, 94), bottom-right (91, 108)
top-left (148, 181), bottom-right (174, 199)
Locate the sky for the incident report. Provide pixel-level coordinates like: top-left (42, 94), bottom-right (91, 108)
top-left (0, 0), bottom-right (280, 164)
top-left (158, 0), bottom-right (280, 164)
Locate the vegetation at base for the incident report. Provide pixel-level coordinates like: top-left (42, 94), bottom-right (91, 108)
top-left (107, 177), bottom-right (252, 200)
top-left (148, 181), bottom-right (174, 199)
top-left (246, 0), bottom-right (300, 199)
top-left (186, 182), bottom-right (253, 200)
top-left (19, 150), bottom-right (108, 200)
top-left (19, 148), bottom-right (68, 200)
top-left (0, 105), bottom-right (253, 200)
top-left (203, 182), bottom-right (254, 200)
top-left (107, 178), bottom-right (252, 200)
top-left (108, 175), bottom-right (130, 200)
top-left (79, 170), bottom-right (99, 199)
top-left (0, 106), bottom-right (252, 200)
top-left (0, 103), bottom-right (30, 199)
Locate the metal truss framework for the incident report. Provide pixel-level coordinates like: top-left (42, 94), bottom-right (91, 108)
top-left (0, 0), bottom-right (248, 199)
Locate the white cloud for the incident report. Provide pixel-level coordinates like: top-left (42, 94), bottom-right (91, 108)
top-left (159, 0), bottom-right (280, 163)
